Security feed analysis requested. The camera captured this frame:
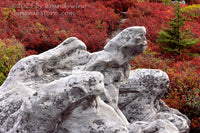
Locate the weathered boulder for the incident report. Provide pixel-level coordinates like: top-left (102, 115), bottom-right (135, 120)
top-left (57, 96), bottom-right (128, 133)
top-left (128, 120), bottom-right (179, 133)
top-left (0, 70), bottom-right (106, 132)
top-left (0, 26), bottom-right (147, 132)
top-left (119, 69), bottom-right (191, 133)
top-left (83, 26), bottom-right (147, 125)
top-left (0, 26), bottom-right (190, 133)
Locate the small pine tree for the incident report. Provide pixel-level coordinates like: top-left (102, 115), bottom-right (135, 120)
top-left (157, 3), bottom-right (199, 55)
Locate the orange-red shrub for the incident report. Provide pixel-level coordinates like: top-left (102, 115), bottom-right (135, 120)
top-left (122, 2), bottom-right (174, 43)
top-left (97, 0), bottom-right (135, 13)
top-left (0, 0), bottom-right (120, 53)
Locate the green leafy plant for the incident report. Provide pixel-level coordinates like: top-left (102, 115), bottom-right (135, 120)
top-left (157, 3), bottom-right (199, 55)
top-left (0, 37), bottom-right (25, 85)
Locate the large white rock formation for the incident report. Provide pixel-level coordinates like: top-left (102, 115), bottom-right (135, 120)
top-left (0, 26), bottom-right (190, 133)
top-left (119, 69), bottom-right (190, 133)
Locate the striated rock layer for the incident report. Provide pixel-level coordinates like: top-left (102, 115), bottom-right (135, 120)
top-left (0, 26), bottom-right (190, 133)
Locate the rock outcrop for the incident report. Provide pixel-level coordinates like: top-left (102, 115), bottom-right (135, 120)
top-left (0, 26), bottom-right (190, 133)
top-left (119, 69), bottom-right (190, 133)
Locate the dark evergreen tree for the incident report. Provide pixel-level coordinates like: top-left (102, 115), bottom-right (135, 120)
top-left (157, 3), bottom-right (198, 55)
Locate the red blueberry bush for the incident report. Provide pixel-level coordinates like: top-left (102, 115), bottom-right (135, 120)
top-left (122, 2), bottom-right (174, 43)
top-left (97, 0), bottom-right (135, 13)
top-left (0, 0), bottom-right (120, 53)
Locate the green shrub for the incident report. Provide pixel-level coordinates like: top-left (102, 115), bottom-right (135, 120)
top-left (0, 37), bottom-right (25, 85)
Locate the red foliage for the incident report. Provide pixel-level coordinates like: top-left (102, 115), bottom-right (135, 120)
top-left (123, 2), bottom-right (199, 60)
top-left (0, 0), bottom-right (120, 53)
top-left (186, 0), bottom-right (200, 4)
top-left (184, 21), bottom-right (200, 54)
top-left (122, 2), bottom-right (174, 43)
top-left (97, 0), bottom-right (135, 13)
top-left (150, 0), bottom-right (163, 2)
top-left (25, 49), bottom-right (38, 56)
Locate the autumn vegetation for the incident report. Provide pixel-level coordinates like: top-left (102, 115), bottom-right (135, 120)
top-left (0, 0), bottom-right (199, 132)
